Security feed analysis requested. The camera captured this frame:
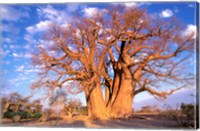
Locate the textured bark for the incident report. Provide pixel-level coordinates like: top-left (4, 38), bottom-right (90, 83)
top-left (84, 89), bottom-right (92, 117)
top-left (111, 66), bottom-right (134, 117)
top-left (89, 83), bottom-right (106, 118)
top-left (108, 68), bottom-right (121, 107)
top-left (105, 86), bottom-right (110, 106)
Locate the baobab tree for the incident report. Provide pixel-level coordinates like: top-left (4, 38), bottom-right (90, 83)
top-left (31, 5), bottom-right (195, 118)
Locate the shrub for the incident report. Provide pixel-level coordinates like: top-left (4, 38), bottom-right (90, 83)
top-left (159, 103), bottom-right (195, 128)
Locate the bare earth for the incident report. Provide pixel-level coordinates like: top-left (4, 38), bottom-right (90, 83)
top-left (0, 113), bottom-right (193, 129)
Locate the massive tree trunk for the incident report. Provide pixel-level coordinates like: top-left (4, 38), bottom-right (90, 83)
top-left (111, 65), bottom-right (134, 118)
top-left (89, 82), bottom-right (107, 118)
top-left (109, 41), bottom-right (135, 118)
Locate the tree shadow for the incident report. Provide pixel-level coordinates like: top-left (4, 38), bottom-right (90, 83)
top-left (56, 120), bottom-right (86, 127)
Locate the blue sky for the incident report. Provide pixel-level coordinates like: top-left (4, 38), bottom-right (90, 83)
top-left (0, 2), bottom-right (198, 109)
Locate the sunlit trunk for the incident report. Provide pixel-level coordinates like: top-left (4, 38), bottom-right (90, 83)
top-left (105, 86), bottom-right (110, 106)
top-left (111, 66), bottom-right (134, 118)
top-left (89, 82), bottom-right (106, 118)
top-left (84, 88), bottom-right (92, 117)
top-left (107, 66), bottom-right (121, 109)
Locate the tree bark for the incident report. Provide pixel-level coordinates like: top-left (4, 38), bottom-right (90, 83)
top-left (105, 86), bottom-right (110, 106)
top-left (89, 82), bottom-right (106, 118)
top-left (84, 88), bottom-right (92, 117)
top-left (107, 69), bottom-right (120, 107)
top-left (111, 66), bottom-right (134, 118)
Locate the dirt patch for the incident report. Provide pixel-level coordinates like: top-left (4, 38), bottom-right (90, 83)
top-left (0, 114), bottom-right (195, 129)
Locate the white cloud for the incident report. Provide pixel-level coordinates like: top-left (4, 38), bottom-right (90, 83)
top-left (25, 20), bottom-right (53, 44)
top-left (26, 20), bottom-right (52, 34)
top-left (13, 53), bottom-right (19, 57)
top-left (83, 7), bottom-right (108, 18)
top-left (37, 20), bottom-right (51, 30)
top-left (83, 7), bottom-right (99, 17)
top-left (1, 5), bottom-right (29, 21)
top-left (25, 5), bottom-right (70, 44)
top-left (124, 2), bottom-right (138, 8)
top-left (183, 24), bottom-right (197, 39)
top-left (160, 9), bottom-right (173, 18)
top-left (37, 5), bottom-right (69, 24)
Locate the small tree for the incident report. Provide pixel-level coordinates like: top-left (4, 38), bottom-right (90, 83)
top-left (49, 89), bottom-right (67, 115)
top-left (63, 98), bottom-right (82, 117)
top-left (32, 99), bottom-right (43, 112)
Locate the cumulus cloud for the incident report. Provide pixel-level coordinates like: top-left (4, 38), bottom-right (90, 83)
top-left (124, 2), bottom-right (138, 8)
top-left (183, 24), bottom-right (197, 39)
top-left (82, 7), bottom-right (108, 18)
top-left (24, 5), bottom-right (69, 43)
top-left (26, 20), bottom-right (52, 34)
top-left (83, 7), bottom-right (98, 17)
top-left (37, 5), bottom-right (69, 24)
top-left (159, 9), bottom-right (173, 18)
top-left (1, 5), bottom-right (29, 21)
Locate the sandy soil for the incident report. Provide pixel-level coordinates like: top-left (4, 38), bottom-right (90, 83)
top-left (0, 114), bottom-right (194, 129)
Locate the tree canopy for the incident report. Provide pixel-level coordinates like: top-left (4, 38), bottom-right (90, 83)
top-left (31, 5), bottom-right (195, 118)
